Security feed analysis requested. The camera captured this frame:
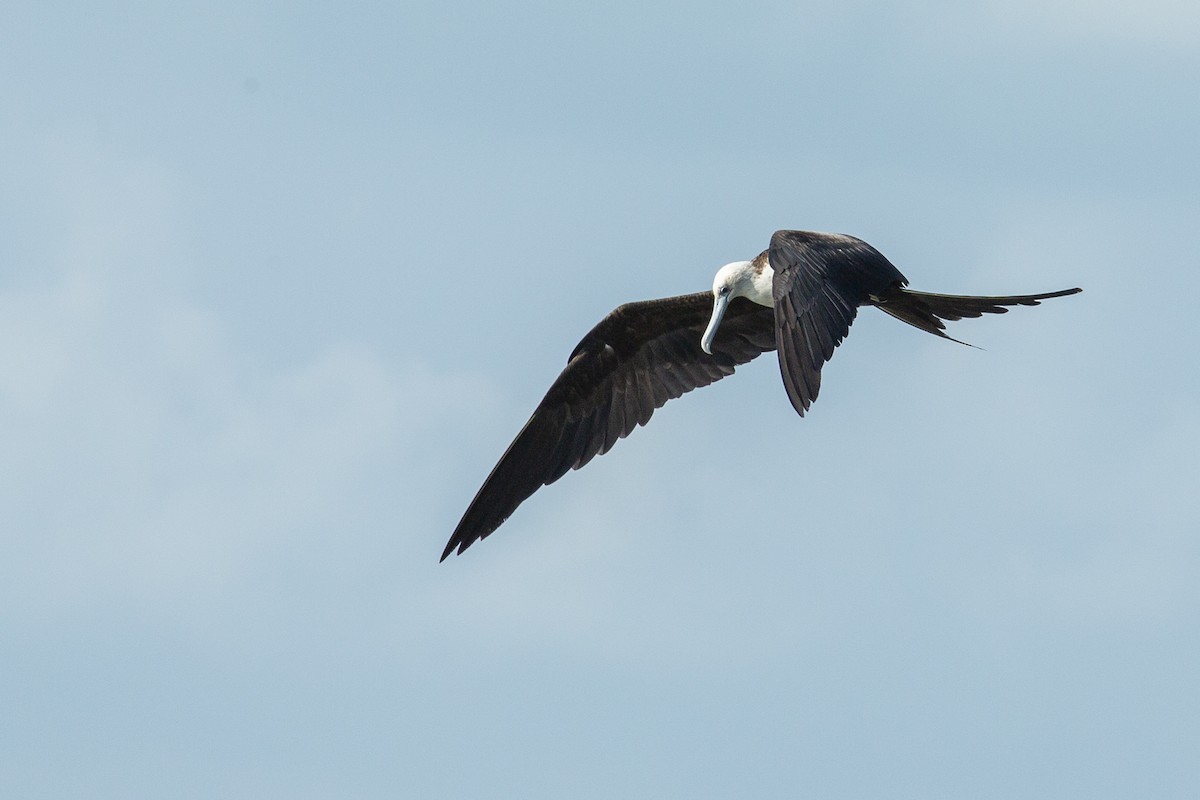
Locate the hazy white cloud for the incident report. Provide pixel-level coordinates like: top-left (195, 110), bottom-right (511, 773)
top-left (874, 0), bottom-right (1200, 49)
top-left (0, 140), bottom-right (418, 620)
top-left (984, 0), bottom-right (1200, 47)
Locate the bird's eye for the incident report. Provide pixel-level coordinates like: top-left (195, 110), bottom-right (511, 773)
top-left (720, 286), bottom-right (730, 296)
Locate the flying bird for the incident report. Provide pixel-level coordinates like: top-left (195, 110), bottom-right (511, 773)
top-left (442, 230), bottom-right (1080, 560)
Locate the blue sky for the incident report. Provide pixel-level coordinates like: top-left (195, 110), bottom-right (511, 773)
top-left (2, 1), bottom-right (1198, 797)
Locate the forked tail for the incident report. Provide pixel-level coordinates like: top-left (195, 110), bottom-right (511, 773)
top-left (872, 285), bottom-right (1082, 343)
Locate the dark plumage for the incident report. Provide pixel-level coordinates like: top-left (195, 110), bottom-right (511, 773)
top-left (441, 230), bottom-right (1080, 560)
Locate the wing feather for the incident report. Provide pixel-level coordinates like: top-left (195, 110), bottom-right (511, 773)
top-left (442, 292), bottom-right (775, 559)
top-left (769, 230), bottom-right (1081, 416)
top-left (769, 230), bottom-right (907, 416)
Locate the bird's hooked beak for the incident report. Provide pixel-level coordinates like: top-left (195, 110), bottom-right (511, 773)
top-left (701, 291), bottom-right (730, 355)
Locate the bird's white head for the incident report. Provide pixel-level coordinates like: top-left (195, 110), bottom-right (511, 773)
top-left (701, 259), bottom-right (768, 354)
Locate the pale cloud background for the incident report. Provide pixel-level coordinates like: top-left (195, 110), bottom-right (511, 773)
top-left (2, 2), bottom-right (1198, 798)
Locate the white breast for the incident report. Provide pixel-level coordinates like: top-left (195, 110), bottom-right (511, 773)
top-left (745, 262), bottom-right (775, 307)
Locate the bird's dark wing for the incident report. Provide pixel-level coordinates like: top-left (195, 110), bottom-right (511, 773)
top-left (770, 230), bottom-right (1083, 414)
top-left (872, 287), bottom-right (1083, 340)
top-left (442, 292), bottom-right (776, 560)
top-left (769, 230), bottom-right (908, 416)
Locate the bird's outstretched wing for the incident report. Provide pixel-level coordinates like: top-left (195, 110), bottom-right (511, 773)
top-left (871, 286), bottom-right (1083, 340)
top-left (769, 230), bottom-right (907, 416)
top-left (768, 230), bottom-right (1083, 417)
top-left (442, 293), bottom-right (775, 560)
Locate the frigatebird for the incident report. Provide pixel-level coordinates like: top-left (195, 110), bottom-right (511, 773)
top-left (442, 230), bottom-right (1080, 560)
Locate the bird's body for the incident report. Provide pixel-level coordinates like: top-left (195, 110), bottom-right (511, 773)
top-left (441, 230), bottom-right (1080, 560)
